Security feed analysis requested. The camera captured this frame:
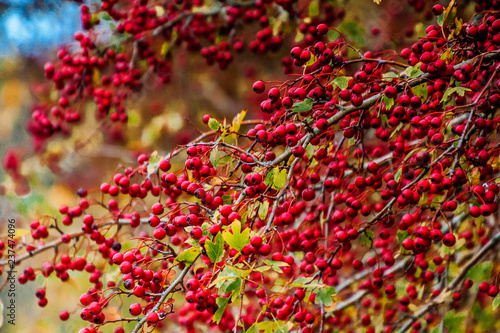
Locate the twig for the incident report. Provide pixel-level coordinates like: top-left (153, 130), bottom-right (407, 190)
top-left (131, 257), bottom-right (199, 333)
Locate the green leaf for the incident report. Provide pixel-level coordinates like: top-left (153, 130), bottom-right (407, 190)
top-left (246, 324), bottom-right (258, 333)
top-left (360, 230), bottom-right (374, 247)
top-left (213, 296), bottom-right (230, 324)
top-left (210, 147), bottom-right (220, 168)
top-left (263, 260), bottom-right (287, 274)
top-left (381, 95), bottom-right (394, 111)
top-left (397, 230), bottom-right (409, 252)
top-left (465, 261), bottom-right (492, 283)
top-left (290, 277), bottom-right (314, 287)
top-left (175, 247), bottom-right (200, 265)
top-left (255, 266), bottom-right (271, 272)
top-left (205, 232), bottom-right (224, 263)
top-left (332, 20), bottom-right (365, 46)
top-left (274, 322), bottom-right (294, 333)
top-left (308, 0), bottom-right (319, 16)
top-left (251, 320), bottom-right (290, 333)
top-left (304, 54), bottom-right (318, 67)
top-left (292, 99), bottom-right (313, 113)
top-left (472, 302), bottom-right (495, 330)
top-left (404, 64), bottom-right (423, 78)
top-left (222, 195), bottom-right (232, 205)
top-left (264, 170), bottom-right (274, 187)
top-left (305, 143), bottom-right (315, 160)
top-left (493, 293), bottom-right (500, 310)
top-left (228, 265), bottom-right (251, 279)
top-left (147, 151), bottom-right (162, 175)
top-left (208, 118), bottom-right (220, 131)
top-left (222, 278), bottom-right (241, 294)
top-left (211, 266), bottom-right (238, 288)
top-left (273, 168), bottom-right (288, 190)
top-left (99, 12), bottom-right (113, 21)
top-left (437, 13), bottom-right (444, 26)
top-left (330, 76), bottom-right (351, 90)
top-left (441, 86), bottom-right (472, 104)
top-left (382, 72), bottom-right (399, 80)
top-left (258, 201), bottom-right (270, 220)
top-left (413, 83), bottom-right (428, 100)
top-left (443, 309), bottom-right (466, 333)
top-left (290, 276), bottom-right (324, 289)
top-left (394, 168), bottom-right (402, 182)
top-left (222, 220), bottom-right (250, 252)
top-left (315, 286), bottom-right (337, 307)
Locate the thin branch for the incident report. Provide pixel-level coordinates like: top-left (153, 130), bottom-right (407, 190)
top-left (131, 257), bottom-right (199, 333)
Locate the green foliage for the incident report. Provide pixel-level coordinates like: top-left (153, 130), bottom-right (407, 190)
top-left (404, 64), bottom-right (423, 78)
top-left (441, 86), bottom-right (472, 105)
top-left (330, 76), bottom-right (351, 90)
top-left (273, 168), bottom-right (288, 190)
top-left (360, 230), bottom-right (374, 247)
top-left (210, 147), bottom-right (220, 168)
top-left (213, 296), bottom-right (231, 324)
top-left (263, 260), bottom-right (286, 273)
top-left (381, 95), bottom-right (394, 110)
top-left (465, 261), bottom-right (492, 283)
top-left (222, 220), bottom-right (250, 252)
top-left (472, 302), bottom-right (495, 330)
top-left (247, 321), bottom-right (293, 333)
top-left (493, 293), bottom-right (500, 310)
top-left (314, 286), bottom-right (337, 307)
top-left (413, 83), bottom-right (428, 100)
top-left (258, 201), bottom-right (269, 220)
top-left (329, 20), bottom-right (365, 46)
top-left (443, 309), bottom-right (466, 333)
top-left (292, 99), bottom-right (313, 113)
top-left (146, 151), bottom-right (161, 176)
top-left (209, 118), bottom-right (220, 131)
top-left (397, 230), bottom-right (409, 253)
top-left (175, 247), bottom-right (200, 265)
top-left (205, 232), bottom-right (224, 263)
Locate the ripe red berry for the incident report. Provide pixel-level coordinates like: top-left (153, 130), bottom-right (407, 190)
top-left (147, 311), bottom-right (159, 324)
top-left (432, 4), bottom-right (444, 15)
top-left (488, 285), bottom-right (499, 297)
top-left (442, 233), bottom-right (456, 247)
top-left (129, 303), bottom-right (142, 316)
top-left (89, 302), bottom-right (102, 314)
top-left (316, 23), bottom-right (328, 35)
top-left (479, 282), bottom-right (490, 293)
top-left (253, 81), bottom-right (265, 94)
top-left (250, 236), bottom-right (263, 248)
top-left (59, 310), bottom-right (70, 321)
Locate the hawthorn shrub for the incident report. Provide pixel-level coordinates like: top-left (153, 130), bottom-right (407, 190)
top-left (2, 0), bottom-right (500, 333)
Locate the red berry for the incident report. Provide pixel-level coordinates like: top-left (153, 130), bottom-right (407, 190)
top-left (129, 303), bottom-right (142, 316)
top-left (253, 81), bottom-right (265, 94)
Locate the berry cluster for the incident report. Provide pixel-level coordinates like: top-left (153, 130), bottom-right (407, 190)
top-left (27, 0), bottom-right (346, 151)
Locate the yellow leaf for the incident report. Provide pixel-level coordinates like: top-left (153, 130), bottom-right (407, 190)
top-left (154, 5), bottom-right (165, 17)
top-left (230, 109), bottom-right (247, 133)
top-left (161, 42), bottom-right (170, 56)
top-left (92, 69), bottom-right (100, 85)
top-left (373, 0), bottom-right (382, 3)
top-left (471, 168), bottom-right (480, 185)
